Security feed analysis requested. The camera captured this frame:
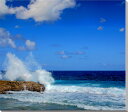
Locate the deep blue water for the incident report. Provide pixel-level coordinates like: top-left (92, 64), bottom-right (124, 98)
top-left (0, 71), bottom-right (125, 110)
top-left (51, 71), bottom-right (125, 81)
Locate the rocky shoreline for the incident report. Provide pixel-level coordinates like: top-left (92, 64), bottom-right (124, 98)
top-left (0, 80), bottom-right (45, 94)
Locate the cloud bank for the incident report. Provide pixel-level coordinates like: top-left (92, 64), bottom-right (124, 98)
top-left (0, 0), bottom-right (76, 22)
top-left (56, 50), bottom-right (86, 59)
top-left (0, 28), bottom-right (16, 48)
top-left (25, 40), bottom-right (36, 50)
top-left (0, 27), bottom-right (36, 50)
top-left (61, 55), bottom-right (71, 59)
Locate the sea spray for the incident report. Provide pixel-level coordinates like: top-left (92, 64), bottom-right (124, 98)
top-left (4, 53), bottom-right (32, 81)
top-left (23, 84), bottom-right (27, 91)
top-left (2, 53), bottom-right (54, 86)
top-left (25, 52), bottom-right (42, 71)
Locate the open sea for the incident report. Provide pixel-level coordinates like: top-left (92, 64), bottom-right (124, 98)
top-left (0, 71), bottom-right (125, 110)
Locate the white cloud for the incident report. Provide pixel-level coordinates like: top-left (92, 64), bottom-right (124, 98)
top-left (8, 38), bottom-right (16, 48)
top-left (14, 25), bottom-right (20, 29)
top-left (0, 0), bottom-right (76, 22)
top-left (0, 0), bottom-right (9, 16)
top-left (75, 51), bottom-right (85, 55)
top-left (0, 27), bottom-right (36, 50)
top-left (57, 50), bottom-right (85, 56)
top-left (17, 46), bottom-right (26, 51)
top-left (119, 28), bottom-right (125, 32)
top-left (97, 26), bottom-right (103, 31)
top-left (0, 28), bottom-right (16, 48)
top-left (61, 55), bottom-right (71, 59)
top-left (25, 40), bottom-right (36, 50)
top-left (100, 18), bottom-right (106, 23)
top-left (57, 51), bottom-right (65, 55)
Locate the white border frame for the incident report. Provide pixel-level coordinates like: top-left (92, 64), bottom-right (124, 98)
top-left (0, 0), bottom-right (127, 112)
top-left (126, 0), bottom-right (128, 111)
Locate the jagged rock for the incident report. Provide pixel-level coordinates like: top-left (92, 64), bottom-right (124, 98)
top-left (0, 80), bottom-right (45, 94)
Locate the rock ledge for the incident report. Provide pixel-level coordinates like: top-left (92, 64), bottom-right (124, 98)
top-left (0, 80), bottom-right (45, 94)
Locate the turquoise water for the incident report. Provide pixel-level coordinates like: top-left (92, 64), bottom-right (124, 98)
top-left (0, 71), bottom-right (125, 110)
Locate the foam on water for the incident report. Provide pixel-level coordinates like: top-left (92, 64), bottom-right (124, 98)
top-left (0, 84), bottom-right (125, 110)
top-left (46, 85), bottom-right (125, 96)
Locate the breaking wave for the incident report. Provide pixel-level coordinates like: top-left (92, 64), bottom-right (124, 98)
top-left (0, 53), bottom-right (54, 86)
top-left (0, 85), bottom-right (125, 110)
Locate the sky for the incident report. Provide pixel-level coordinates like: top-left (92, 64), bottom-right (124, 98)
top-left (0, 0), bottom-right (125, 71)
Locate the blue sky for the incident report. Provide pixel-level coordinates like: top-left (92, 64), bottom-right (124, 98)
top-left (0, 0), bottom-right (125, 71)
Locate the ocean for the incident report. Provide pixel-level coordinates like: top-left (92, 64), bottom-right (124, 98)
top-left (0, 71), bottom-right (125, 110)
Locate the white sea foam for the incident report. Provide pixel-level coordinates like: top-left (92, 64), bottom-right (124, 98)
top-left (0, 86), bottom-right (125, 110)
top-left (46, 85), bottom-right (125, 97)
top-left (0, 85), bottom-right (125, 110)
top-left (2, 53), bottom-right (54, 86)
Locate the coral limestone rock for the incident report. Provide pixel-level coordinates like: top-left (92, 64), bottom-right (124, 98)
top-left (0, 80), bottom-right (45, 94)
